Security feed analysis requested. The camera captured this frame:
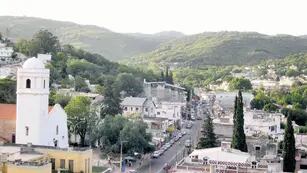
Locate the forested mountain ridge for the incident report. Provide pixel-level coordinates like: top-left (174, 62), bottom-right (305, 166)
top-left (2, 16), bottom-right (307, 66)
top-left (128, 32), bottom-right (307, 67)
top-left (0, 16), bottom-right (183, 61)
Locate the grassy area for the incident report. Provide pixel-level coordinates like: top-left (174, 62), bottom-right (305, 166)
top-left (92, 166), bottom-right (108, 173)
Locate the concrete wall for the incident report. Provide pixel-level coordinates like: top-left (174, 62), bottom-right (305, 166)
top-left (6, 163), bottom-right (51, 173)
top-left (37, 148), bottom-right (93, 173)
top-left (0, 120), bottom-right (15, 142)
top-left (213, 123), bottom-right (233, 138)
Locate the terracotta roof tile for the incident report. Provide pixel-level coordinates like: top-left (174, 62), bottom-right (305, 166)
top-left (0, 104), bottom-right (53, 120)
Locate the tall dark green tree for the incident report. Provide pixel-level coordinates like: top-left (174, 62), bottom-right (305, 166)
top-left (65, 96), bottom-right (91, 146)
top-left (283, 114), bottom-right (296, 172)
top-left (160, 71), bottom-right (165, 81)
top-left (231, 90), bottom-right (248, 152)
top-left (197, 115), bottom-right (217, 148)
top-left (113, 73), bottom-right (143, 97)
top-left (30, 29), bottom-right (60, 56)
top-left (100, 77), bottom-right (122, 118)
top-left (165, 66), bottom-right (169, 82)
top-left (168, 71), bottom-right (174, 84)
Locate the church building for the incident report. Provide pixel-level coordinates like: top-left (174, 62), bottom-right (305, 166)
top-left (0, 57), bottom-right (69, 148)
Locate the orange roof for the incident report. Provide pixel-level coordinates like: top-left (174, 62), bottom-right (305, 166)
top-left (0, 104), bottom-right (53, 120)
top-left (0, 104), bottom-right (16, 120)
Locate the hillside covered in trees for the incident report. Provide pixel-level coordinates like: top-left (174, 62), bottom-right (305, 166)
top-left (0, 16), bottom-right (184, 61)
top-left (1, 30), bottom-right (159, 105)
top-left (128, 32), bottom-right (307, 67)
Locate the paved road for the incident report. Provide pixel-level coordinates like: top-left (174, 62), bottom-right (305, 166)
top-left (138, 112), bottom-right (204, 173)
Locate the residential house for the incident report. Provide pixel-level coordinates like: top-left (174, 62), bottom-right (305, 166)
top-left (244, 110), bottom-right (283, 139)
top-left (0, 43), bottom-right (14, 65)
top-left (121, 97), bottom-right (155, 118)
top-left (0, 144), bottom-right (92, 173)
top-left (143, 79), bottom-right (186, 103)
top-left (155, 101), bottom-right (185, 123)
top-left (174, 141), bottom-right (273, 173)
top-left (143, 117), bottom-right (169, 145)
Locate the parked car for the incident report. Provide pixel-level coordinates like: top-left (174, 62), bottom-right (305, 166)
top-left (165, 143), bottom-right (171, 149)
top-left (186, 123), bottom-right (192, 129)
top-left (185, 139), bottom-right (192, 147)
top-left (128, 170), bottom-right (138, 173)
top-left (182, 131), bottom-right (187, 136)
top-left (152, 151), bottom-right (161, 158)
top-left (177, 133), bottom-right (183, 138)
top-left (196, 116), bottom-right (202, 120)
top-left (161, 145), bottom-right (168, 151)
top-left (191, 116), bottom-right (196, 121)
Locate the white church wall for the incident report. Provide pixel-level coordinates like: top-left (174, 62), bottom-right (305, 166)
top-left (16, 91), bottom-right (49, 145)
top-left (47, 104), bottom-right (69, 148)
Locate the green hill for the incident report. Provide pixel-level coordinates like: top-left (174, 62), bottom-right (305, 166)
top-left (128, 32), bottom-right (307, 67)
top-left (0, 16), bottom-right (183, 61)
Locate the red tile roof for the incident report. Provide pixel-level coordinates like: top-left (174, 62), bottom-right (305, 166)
top-left (0, 104), bottom-right (16, 120)
top-left (0, 104), bottom-right (53, 120)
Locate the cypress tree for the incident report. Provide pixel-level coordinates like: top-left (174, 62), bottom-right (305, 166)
top-left (231, 96), bottom-right (238, 148)
top-left (231, 90), bottom-right (248, 152)
top-left (165, 66), bottom-right (169, 83)
top-left (283, 114), bottom-right (296, 172)
top-left (198, 115), bottom-right (217, 149)
top-left (160, 71), bottom-right (165, 81)
top-left (169, 71), bottom-right (174, 84)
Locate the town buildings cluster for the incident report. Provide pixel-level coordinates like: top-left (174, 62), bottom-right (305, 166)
top-left (121, 79), bottom-right (187, 145)
top-left (172, 91), bottom-right (307, 173)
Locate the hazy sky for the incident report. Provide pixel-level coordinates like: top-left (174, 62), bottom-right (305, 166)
top-left (1, 0), bottom-right (307, 35)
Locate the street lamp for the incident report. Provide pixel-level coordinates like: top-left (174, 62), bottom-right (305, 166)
top-left (119, 140), bottom-right (127, 172)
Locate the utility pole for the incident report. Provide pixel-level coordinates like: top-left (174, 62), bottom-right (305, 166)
top-left (119, 140), bottom-right (127, 173)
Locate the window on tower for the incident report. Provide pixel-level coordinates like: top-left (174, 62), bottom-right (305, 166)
top-left (56, 125), bottom-right (59, 135)
top-left (26, 79), bottom-right (31, 88)
top-left (43, 80), bottom-right (46, 88)
top-left (25, 126), bottom-right (29, 136)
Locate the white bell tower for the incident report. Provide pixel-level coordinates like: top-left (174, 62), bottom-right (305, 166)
top-left (16, 57), bottom-right (50, 146)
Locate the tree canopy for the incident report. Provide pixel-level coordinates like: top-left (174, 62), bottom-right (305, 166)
top-left (197, 115), bottom-right (217, 149)
top-left (96, 115), bottom-right (154, 154)
top-left (64, 96), bottom-right (92, 146)
top-left (228, 77), bottom-right (252, 91)
top-left (113, 73), bottom-right (143, 97)
top-left (0, 78), bottom-right (16, 103)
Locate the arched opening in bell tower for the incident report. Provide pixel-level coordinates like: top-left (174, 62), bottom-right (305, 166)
top-left (26, 79), bottom-right (31, 88)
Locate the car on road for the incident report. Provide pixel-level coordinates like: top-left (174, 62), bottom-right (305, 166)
top-left (128, 170), bottom-right (138, 173)
top-left (177, 132), bottom-right (183, 138)
top-left (196, 116), bottom-right (202, 120)
top-left (182, 131), bottom-right (187, 135)
top-left (170, 139), bottom-right (175, 145)
top-left (152, 151), bottom-right (161, 158)
top-left (161, 145), bottom-right (168, 151)
top-left (185, 139), bottom-right (192, 147)
top-left (191, 116), bottom-right (196, 121)
top-left (186, 122), bottom-right (192, 129)
top-left (165, 143), bottom-right (171, 149)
